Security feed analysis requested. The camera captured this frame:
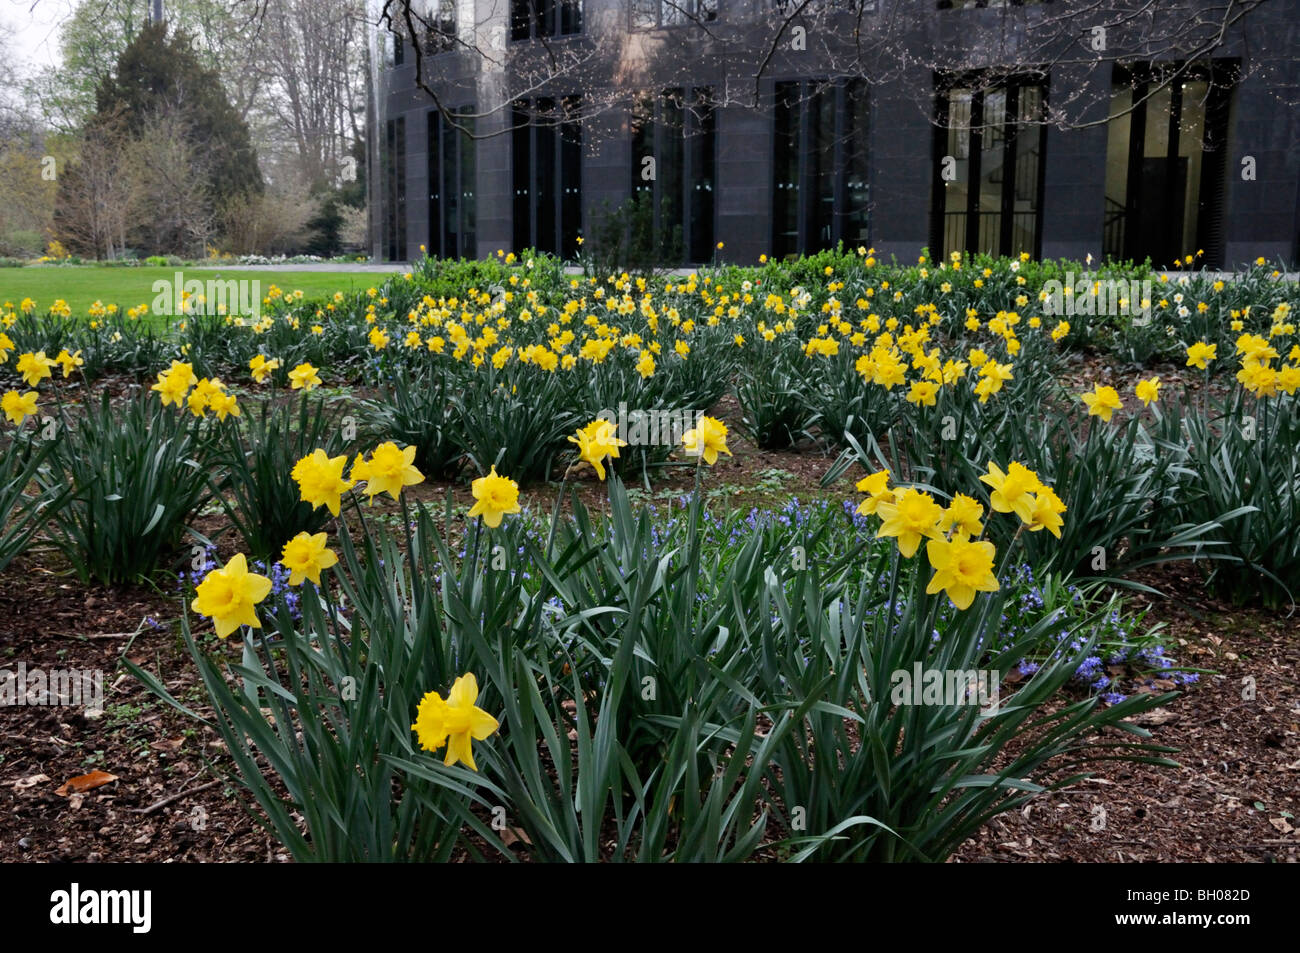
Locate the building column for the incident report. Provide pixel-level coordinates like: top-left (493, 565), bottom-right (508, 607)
top-left (868, 65), bottom-right (933, 265)
top-left (714, 100), bottom-right (771, 265)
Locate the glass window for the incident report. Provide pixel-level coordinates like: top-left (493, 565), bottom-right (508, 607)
top-left (938, 1), bottom-right (1047, 8)
top-left (632, 0), bottom-right (717, 29)
top-left (423, 0), bottom-right (457, 55)
top-left (512, 0), bottom-right (582, 41)
top-left (771, 78), bottom-right (871, 259)
top-left (429, 108), bottom-right (476, 259)
top-left (933, 75), bottom-right (1045, 259)
top-left (513, 97), bottom-right (583, 257)
top-left (630, 87), bottom-right (716, 263)
top-left (1102, 61), bottom-right (1236, 267)
top-left (385, 118), bottom-right (407, 261)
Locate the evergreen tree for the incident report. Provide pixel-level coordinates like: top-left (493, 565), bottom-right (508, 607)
top-left (94, 21), bottom-right (262, 208)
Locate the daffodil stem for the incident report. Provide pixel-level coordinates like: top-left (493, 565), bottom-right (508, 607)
top-left (997, 524), bottom-right (1026, 584)
top-left (468, 516), bottom-right (483, 578)
top-left (685, 461), bottom-right (703, 631)
top-left (254, 628), bottom-right (296, 750)
top-left (545, 469), bottom-right (570, 560)
top-left (885, 543), bottom-right (901, 636)
top-left (399, 491), bottom-right (417, 576)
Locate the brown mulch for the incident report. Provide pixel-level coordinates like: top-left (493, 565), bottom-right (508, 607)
top-left (954, 574), bottom-right (1300, 863)
top-left (0, 561), bottom-right (286, 862)
top-left (2, 387), bottom-right (1297, 863)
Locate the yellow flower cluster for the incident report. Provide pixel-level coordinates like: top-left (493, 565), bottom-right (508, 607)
top-left (1233, 333), bottom-right (1300, 398)
top-left (855, 461), bottom-right (1065, 610)
top-left (149, 361), bottom-right (241, 420)
top-left (292, 442), bottom-right (425, 516)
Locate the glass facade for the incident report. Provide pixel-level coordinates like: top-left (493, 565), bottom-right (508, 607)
top-left (428, 109), bottom-right (476, 259)
top-left (511, 0), bottom-right (582, 41)
top-left (772, 78), bottom-right (870, 260)
top-left (384, 117), bottom-right (407, 261)
top-left (1103, 61), bottom-right (1235, 268)
top-left (933, 75), bottom-right (1046, 258)
top-left (512, 97), bottom-right (582, 257)
top-left (423, 0), bottom-right (457, 54)
top-left (631, 0), bottom-right (716, 30)
top-left (630, 88), bottom-right (716, 263)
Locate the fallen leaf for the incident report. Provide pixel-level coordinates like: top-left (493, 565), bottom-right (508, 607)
top-left (56, 770), bottom-right (118, 796)
top-left (1269, 817), bottom-right (1294, 834)
top-left (501, 827), bottom-right (533, 848)
top-left (14, 773), bottom-right (50, 791)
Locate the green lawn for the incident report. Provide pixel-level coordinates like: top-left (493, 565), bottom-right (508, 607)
top-left (0, 266), bottom-right (405, 316)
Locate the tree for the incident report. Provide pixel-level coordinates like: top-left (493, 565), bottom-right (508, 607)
top-left (51, 114), bottom-right (136, 259)
top-left (127, 107), bottom-right (217, 256)
top-left (247, 0), bottom-right (368, 192)
top-left (94, 21), bottom-right (263, 207)
top-left (24, 0), bottom-right (266, 135)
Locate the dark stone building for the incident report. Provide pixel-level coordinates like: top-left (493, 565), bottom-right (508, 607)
top-left (373, 0), bottom-right (1300, 269)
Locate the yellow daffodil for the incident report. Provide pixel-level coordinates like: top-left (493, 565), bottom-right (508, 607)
top-left (907, 380), bottom-right (939, 407)
top-left (209, 391), bottom-right (240, 421)
top-left (352, 442), bottom-right (424, 500)
top-left (54, 349), bottom-right (83, 378)
top-left (191, 553), bottom-right (273, 639)
top-left (1237, 362), bottom-right (1278, 398)
top-left (1276, 364), bottom-right (1300, 395)
top-left (249, 354), bottom-right (281, 383)
top-left (681, 415), bottom-right (731, 466)
top-left (1185, 341), bottom-right (1216, 370)
top-left (291, 449), bottom-right (355, 516)
top-left (1135, 377), bottom-right (1161, 407)
top-left (289, 362), bottom-right (322, 391)
top-left (279, 531), bottom-right (339, 586)
top-left (411, 673), bottom-right (499, 771)
top-left (854, 470), bottom-right (897, 516)
top-left (925, 535), bottom-right (999, 610)
top-left (568, 419), bottom-right (627, 481)
top-left (2, 390), bottom-right (38, 426)
top-left (1025, 487), bottom-right (1067, 538)
top-left (150, 361), bottom-right (197, 407)
top-left (875, 488), bottom-right (945, 558)
top-left (468, 466), bottom-right (521, 528)
top-left (980, 461), bottom-right (1041, 524)
top-left (16, 351), bottom-right (56, 387)
top-left (1081, 383), bottom-right (1123, 423)
top-left (940, 493), bottom-right (985, 538)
